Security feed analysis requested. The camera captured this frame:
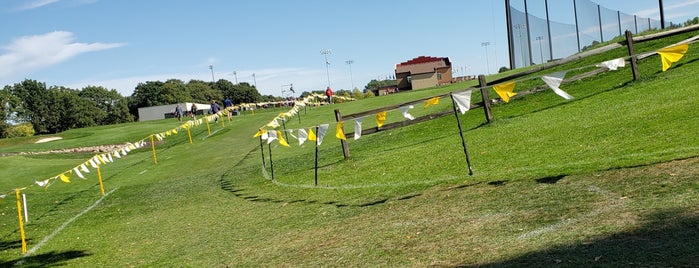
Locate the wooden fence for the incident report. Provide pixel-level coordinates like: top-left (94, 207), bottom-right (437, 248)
top-left (334, 25), bottom-right (699, 159)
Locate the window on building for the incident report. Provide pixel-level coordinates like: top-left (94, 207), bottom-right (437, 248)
top-left (437, 73), bottom-right (442, 80)
top-left (407, 76), bottom-right (412, 83)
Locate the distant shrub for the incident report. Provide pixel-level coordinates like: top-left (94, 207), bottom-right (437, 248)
top-left (5, 123), bottom-right (35, 138)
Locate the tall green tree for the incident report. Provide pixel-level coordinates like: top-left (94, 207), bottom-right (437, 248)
top-left (51, 87), bottom-right (98, 132)
top-left (6, 79), bottom-right (54, 134)
top-left (0, 87), bottom-right (14, 137)
top-left (186, 80), bottom-right (222, 103)
top-left (229, 82), bottom-right (261, 104)
top-left (79, 86), bottom-right (134, 125)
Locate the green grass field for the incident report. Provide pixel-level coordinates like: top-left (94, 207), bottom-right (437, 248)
top-left (1, 30), bottom-right (698, 267)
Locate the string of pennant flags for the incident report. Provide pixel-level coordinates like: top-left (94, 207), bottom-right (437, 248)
top-left (0, 93), bottom-right (360, 199)
top-left (1, 41), bottom-right (692, 201)
top-left (255, 42), bottom-right (692, 148)
top-left (0, 111), bottom-right (228, 200)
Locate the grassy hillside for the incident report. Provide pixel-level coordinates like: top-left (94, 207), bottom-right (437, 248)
top-left (1, 30), bottom-right (698, 266)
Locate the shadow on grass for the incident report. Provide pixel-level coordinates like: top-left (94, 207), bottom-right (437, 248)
top-left (0, 238), bottom-right (32, 252)
top-left (1, 250), bottom-right (90, 267)
top-left (457, 209), bottom-right (699, 267)
top-left (535, 174), bottom-right (566, 184)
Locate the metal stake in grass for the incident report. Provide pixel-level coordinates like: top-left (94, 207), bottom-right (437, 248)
top-left (268, 140), bottom-right (274, 180)
top-left (450, 93), bottom-right (474, 176)
top-left (259, 131), bottom-right (266, 169)
top-left (314, 125), bottom-right (319, 186)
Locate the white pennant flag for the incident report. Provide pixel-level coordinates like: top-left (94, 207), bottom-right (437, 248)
top-left (399, 105), bottom-right (415, 120)
top-left (105, 153), bottom-right (114, 163)
top-left (317, 124), bottom-right (329, 145)
top-left (267, 130), bottom-right (278, 144)
top-left (80, 163), bottom-right (90, 173)
top-left (267, 119), bottom-right (280, 128)
top-left (596, 58), bottom-right (625, 71)
top-left (114, 150), bottom-right (121, 158)
top-left (121, 148), bottom-right (128, 156)
top-left (89, 158), bottom-right (99, 169)
top-left (73, 167), bottom-right (85, 179)
top-left (35, 179), bottom-right (50, 187)
top-left (542, 71), bottom-right (574, 100)
top-left (261, 130), bottom-right (269, 140)
top-left (354, 118), bottom-right (364, 140)
top-left (287, 129), bottom-right (298, 141)
top-left (298, 129), bottom-right (308, 145)
top-left (452, 90), bottom-right (473, 114)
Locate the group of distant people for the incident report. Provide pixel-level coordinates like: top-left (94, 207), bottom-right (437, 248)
top-left (173, 88), bottom-right (334, 123)
top-left (174, 97), bottom-right (232, 123)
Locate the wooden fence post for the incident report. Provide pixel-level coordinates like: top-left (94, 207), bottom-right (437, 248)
top-left (625, 30), bottom-right (639, 80)
top-left (334, 109), bottom-right (350, 159)
top-left (478, 75), bottom-right (493, 123)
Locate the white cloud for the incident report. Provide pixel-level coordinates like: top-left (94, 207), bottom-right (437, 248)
top-left (633, 0), bottom-right (699, 21)
top-left (66, 67), bottom-right (332, 97)
top-left (0, 31), bottom-right (124, 83)
top-left (16, 0), bottom-right (60, 11)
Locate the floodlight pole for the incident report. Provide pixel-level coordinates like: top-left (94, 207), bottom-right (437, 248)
top-left (321, 49), bottom-right (332, 88)
top-left (209, 65), bottom-right (215, 83)
top-left (481, 42), bottom-right (491, 74)
top-left (346, 60), bottom-right (354, 90)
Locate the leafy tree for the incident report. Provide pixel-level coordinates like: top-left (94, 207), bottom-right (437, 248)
top-left (51, 87), bottom-right (98, 132)
top-left (216, 79), bottom-right (236, 101)
top-left (4, 123), bottom-right (34, 138)
top-left (685, 17), bottom-right (699, 26)
top-left (79, 86), bottom-right (133, 125)
top-left (186, 80), bottom-right (222, 103)
top-left (6, 79), bottom-right (54, 134)
top-left (231, 82), bottom-right (262, 104)
top-left (498, 66), bottom-right (510, 73)
top-left (364, 79), bottom-right (397, 91)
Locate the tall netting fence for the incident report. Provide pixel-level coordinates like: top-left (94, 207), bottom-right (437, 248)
top-left (507, 0), bottom-right (661, 69)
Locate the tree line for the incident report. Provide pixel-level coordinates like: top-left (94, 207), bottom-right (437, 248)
top-left (0, 78), bottom-right (265, 138)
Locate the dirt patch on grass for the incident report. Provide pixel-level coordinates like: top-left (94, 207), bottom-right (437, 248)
top-left (35, 137), bottom-right (63, 143)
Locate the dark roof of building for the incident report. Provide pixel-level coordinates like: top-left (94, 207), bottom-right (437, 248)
top-left (397, 56), bottom-right (445, 66)
top-left (395, 56), bottom-right (451, 75)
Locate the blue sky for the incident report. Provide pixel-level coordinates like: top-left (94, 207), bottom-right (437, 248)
top-left (2, 0), bottom-right (698, 97)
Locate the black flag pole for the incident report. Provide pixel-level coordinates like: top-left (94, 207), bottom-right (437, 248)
top-left (450, 93), bottom-right (474, 176)
top-left (259, 130), bottom-right (266, 169)
top-left (314, 125), bottom-right (319, 186)
top-left (268, 140), bottom-right (275, 180)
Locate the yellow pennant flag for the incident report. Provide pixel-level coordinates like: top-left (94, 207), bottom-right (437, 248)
top-left (658, 43), bottom-right (689, 71)
top-left (308, 128), bottom-right (317, 141)
top-left (493, 82), bottom-right (517, 103)
top-left (336, 121), bottom-right (346, 140)
top-left (423, 97), bottom-right (440, 109)
top-left (277, 131), bottom-right (290, 147)
top-left (376, 111), bottom-right (387, 128)
top-left (253, 129), bottom-right (266, 138)
top-left (59, 171), bottom-right (71, 183)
